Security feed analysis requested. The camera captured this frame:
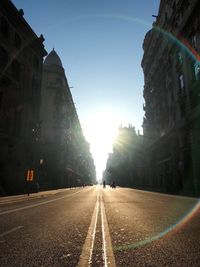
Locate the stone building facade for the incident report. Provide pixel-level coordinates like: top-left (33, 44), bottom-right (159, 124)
top-left (142, 0), bottom-right (200, 195)
top-left (40, 49), bottom-right (96, 189)
top-left (0, 0), bottom-right (47, 195)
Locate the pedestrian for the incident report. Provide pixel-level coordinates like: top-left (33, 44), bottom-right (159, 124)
top-left (103, 180), bottom-right (106, 188)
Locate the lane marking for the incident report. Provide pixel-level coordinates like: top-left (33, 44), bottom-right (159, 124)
top-left (0, 188), bottom-right (78, 205)
top-left (0, 226), bottom-right (24, 238)
top-left (77, 188), bottom-right (116, 267)
top-left (88, 190), bottom-right (100, 266)
top-left (77, 189), bottom-right (100, 267)
top-left (100, 191), bottom-right (116, 267)
top-left (101, 197), bottom-right (108, 266)
top-left (0, 190), bottom-right (82, 216)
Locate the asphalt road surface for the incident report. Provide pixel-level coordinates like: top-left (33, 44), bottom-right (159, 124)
top-left (0, 186), bottom-right (200, 266)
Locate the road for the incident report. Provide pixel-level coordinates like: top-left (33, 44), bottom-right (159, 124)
top-left (0, 186), bottom-right (200, 266)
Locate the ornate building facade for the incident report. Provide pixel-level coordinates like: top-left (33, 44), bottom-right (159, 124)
top-left (40, 49), bottom-right (96, 189)
top-left (0, 0), bottom-right (47, 195)
top-left (142, 0), bottom-right (200, 195)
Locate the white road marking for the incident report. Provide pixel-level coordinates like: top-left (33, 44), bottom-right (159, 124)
top-left (0, 226), bottom-right (24, 238)
top-left (100, 191), bottom-right (116, 267)
top-left (0, 188), bottom-right (76, 205)
top-left (101, 194), bottom-right (108, 267)
top-left (88, 190), bottom-right (100, 266)
top-left (0, 190), bottom-right (82, 216)
top-left (77, 188), bottom-right (116, 267)
top-left (77, 189), bottom-right (100, 267)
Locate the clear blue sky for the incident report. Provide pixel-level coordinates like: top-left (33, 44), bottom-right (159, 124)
top-left (12, 0), bottom-right (160, 180)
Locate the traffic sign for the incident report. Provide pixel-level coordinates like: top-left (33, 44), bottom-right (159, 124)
top-left (26, 169), bottom-right (34, 181)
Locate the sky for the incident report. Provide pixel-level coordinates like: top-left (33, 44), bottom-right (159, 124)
top-left (12, 0), bottom-right (160, 181)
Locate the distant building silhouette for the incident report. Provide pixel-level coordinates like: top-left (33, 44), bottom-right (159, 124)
top-left (105, 125), bottom-right (144, 187)
top-left (0, 0), bottom-right (47, 195)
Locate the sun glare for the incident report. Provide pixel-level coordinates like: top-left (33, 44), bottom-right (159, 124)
top-left (82, 110), bottom-right (120, 181)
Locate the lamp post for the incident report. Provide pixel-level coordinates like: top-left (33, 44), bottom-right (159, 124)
top-left (39, 158), bottom-right (44, 191)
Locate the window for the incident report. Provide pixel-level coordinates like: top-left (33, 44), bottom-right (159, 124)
top-left (14, 33), bottom-right (21, 49)
top-left (12, 60), bottom-right (20, 81)
top-left (0, 91), bottom-right (3, 109)
top-left (4, 118), bottom-right (10, 134)
top-left (56, 77), bottom-right (63, 86)
top-left (33, 55), bottom-right (39, 70)
top-left (13, 110), bottom-right (21, 136)
top-left (177, 51), bottom-right (183, 65)
top-left (178, 74), bottom-right (186, 116)
top-left (178, 74), bottom-right (184, 90)
top-left (0, 46), bottom-right (8, 67)
top-left (171, 0), bottom-right (176, 9)
top-left (191, 35), bottom-right (197, 50)
top-left (193, 61), bottom-right (200, 80)
top-left (0, 17), bottom-right (9, 38)
top-left (150, 87), bottom-right (154, 93)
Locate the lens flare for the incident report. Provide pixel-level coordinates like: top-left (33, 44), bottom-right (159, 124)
top-left (114, 198), bottom-right (200, 251)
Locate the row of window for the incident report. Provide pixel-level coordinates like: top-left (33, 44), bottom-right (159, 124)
top-left (0, 17), bottom-right (22, 49)
top-left (0, 47), bottom-right (43, 84)
top-left (177, 61), bottom-right (200, 91)
top-left (0, 46), bottom-right (8, 66)
top-left (0, 16), bottom-right (40, 71)
top-left (0, 45), bottom-right (21, 81)
top-left (1, 110), bottom-right (21, 136)
top-left (1, 114), bottom-right (41, 139)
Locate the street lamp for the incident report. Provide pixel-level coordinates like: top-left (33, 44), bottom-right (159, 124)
top-left (38, 159), bottom-right (44, 191)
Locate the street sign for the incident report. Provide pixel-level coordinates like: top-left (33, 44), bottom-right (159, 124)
top-left (26, 169), bottom-right (34, 181)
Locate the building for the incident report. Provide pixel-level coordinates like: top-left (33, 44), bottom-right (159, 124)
top-left (0, 0), bottom-right (47, 195)
top-left (142, 0), bottom-right (200, 195)
top-left (105, 125), bottom-right (144, 187)
top-left (40, 49), bottom-right (96, 189)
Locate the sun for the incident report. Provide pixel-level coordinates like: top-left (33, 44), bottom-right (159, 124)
top-left (82, 110), bottom-right (120, 181)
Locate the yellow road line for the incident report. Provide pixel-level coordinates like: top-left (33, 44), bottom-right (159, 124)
top-left (77, 189), bottom-right (100, 267)
top-left (77, 187), bottom-right (116, 267)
